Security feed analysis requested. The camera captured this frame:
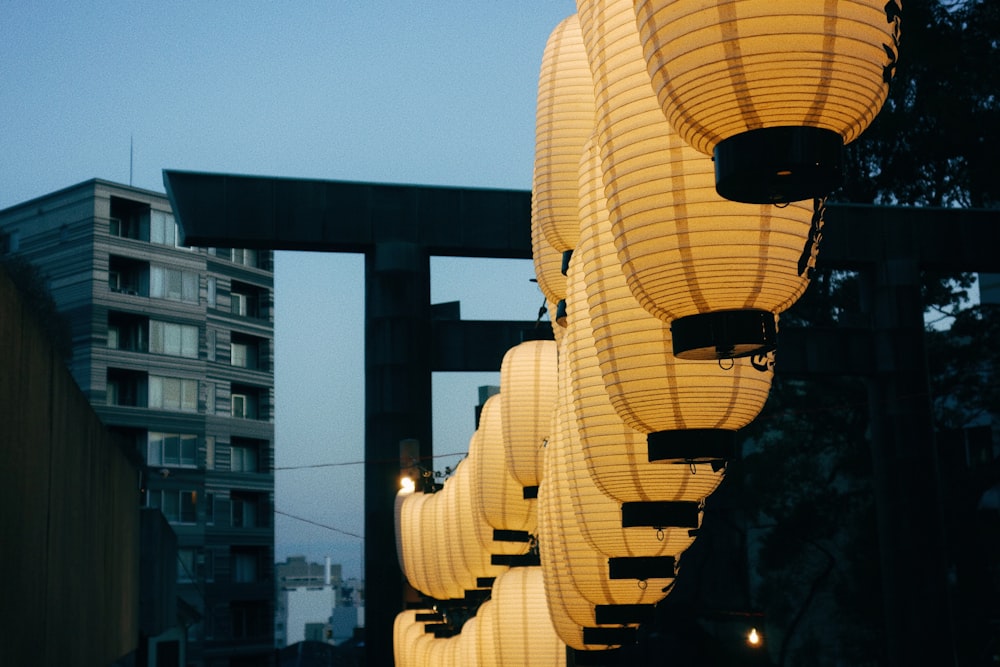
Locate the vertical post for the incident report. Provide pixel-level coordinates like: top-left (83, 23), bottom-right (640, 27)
top-left (365, 240), bottom-right (432, 667)
top-left (862, 258), bottom-right (957, 667)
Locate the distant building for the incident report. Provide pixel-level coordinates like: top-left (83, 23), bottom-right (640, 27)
top-left (0, 179), bottom-right (276, 667)
top-left (275, 556), bottom-right (364, 648)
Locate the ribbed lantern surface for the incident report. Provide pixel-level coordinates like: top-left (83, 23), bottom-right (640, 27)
top-left (475, 600), bottom-right (500, 667)
top-left (532, 203), bottom-right (568, 307)
top-left (492, 567), bottom-right (567, 666)
top-left (565, 242), bottom-right (725, 500)
top-left (475, 393), bottom-right (538, 535)
top-left (459, 615), bottom-right (480, 667)
top-left (467, 419), bottom-right (530, 559)
top-left (632, 0), bottom-right (901, 202)
top-left (452, 456), bottom-right (511, 582)
top-left (576, 0), bottom-right (819, 359)
top-left (500, 340), bottom-right (559, 489)
top-left (534, 13), bottom-right (595, 254)
top-left (439, 467), bottom-right (479, 594)
top-left (577, 131), bottom-right (775, 459)
top-left (540, 396), bottom-right (675, 604)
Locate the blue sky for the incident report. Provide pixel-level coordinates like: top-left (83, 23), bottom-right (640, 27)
top-left (2, 1), bottom-right (576, 578)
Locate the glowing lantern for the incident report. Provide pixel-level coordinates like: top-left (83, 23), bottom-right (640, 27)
top-left (532, 204), bottom-right (568, 310)
top-left (577, 133), bottom-right (774, 462)
top-left (534, 13), bottom-right (595, 254)
top-left (471, 395), bottom-right (535, 551)
top-left (491, 567), bottom-right (567, 666)
top-left (475, 600), bottom-right (500, 667)
top-left (565, 235), bottom-right (725, 496)
top-left (500, 340), bottom-right (559, 490)
top-left (577, 0), bottom-right (821, 360)
top-left (459, 615), bottom-right (480, 667)
top-left (632, 0), bottom-right (902, 203)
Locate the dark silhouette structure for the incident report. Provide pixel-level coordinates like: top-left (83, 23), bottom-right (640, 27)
top-left (165, 170), bottom-right (1000, 667)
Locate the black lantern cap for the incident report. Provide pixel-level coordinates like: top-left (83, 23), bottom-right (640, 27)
top-left (714, 125), bottom-right (844, 204)
top-left (670, 309), bottom-right (776, 360)
top-left (647, 428), bottom-right (737, 464)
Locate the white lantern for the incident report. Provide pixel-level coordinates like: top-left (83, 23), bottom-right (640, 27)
top-left (577, 0), bottom-right (819, 360)
top-left (492, 567), bottom-right (567, 666)
top-left (500, 340), bottom-right (559, 489)
top-left (632, 0), bottom-right (902, 203)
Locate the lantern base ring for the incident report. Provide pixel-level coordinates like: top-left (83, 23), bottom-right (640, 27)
top-left (671, 309), bottom-right (776, 360)
top-left (647, 428), bottom-right (736, 464)
top-left (714, 126), bottom-right (844, 204)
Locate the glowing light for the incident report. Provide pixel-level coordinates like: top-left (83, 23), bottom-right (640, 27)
top-left (748, 627), bottom-right (762, 647)
top-left (400, 476), bottom-right (416, 493)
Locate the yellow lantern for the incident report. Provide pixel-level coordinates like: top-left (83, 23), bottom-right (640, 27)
top-left (632, 0), bottom-right (902, 203)
top-left (577, 133), bottom-right (774, 462)
top-left (576, 0), bottom-right (820, 360)
top-left (471, 395), bottom-right (536, 551)
top-left (500, 340), bottom-right (559, 490)
top-left (459, 615), bottom-right (480, 667)
top-left (475, 600), bottom-right (500, 667)
top-left (534, 13), bottom-right (595, 255)
top-left (491, 567), bottom-right (567, 666)
top-left (532, 202), bottom-right (568, 310)
top-left (565, 235), bottom-right (726, 495)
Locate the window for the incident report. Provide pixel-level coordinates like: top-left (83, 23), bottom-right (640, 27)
top-left (205, 436), bottom-right (215, 470)
top-left (149, 321), bottom-right (198, 358)
top-left (231, 442), bottom-right (258, 472)
top-left (107, 312), bottom-right (147, 352)
top-left (231, 248), bottom-right (258, 267)
top-left (207, 276), bottom-right (217, 307)
top-left (109, 197), bottom-right (147, 240)
top-left (106, 369), bottom-right (144, 407)
top-left (231, 492), bottom-right (261, 528)
top-left (148, 432), bottom-right (197, 467)
top-left (150, 210), bottom-right (178, 246)
top-left (149, 489), bottom-right (197, 524)
top-left (149, 376), bottom-right (198, 412)
top-left (232, 549), bottom-right (260, 583)
top-left (230, 281), bottom-right (266, 318)
top-left (231, 386), bottom-right (262, 420)
top-left (108, 255), bottom-right (147, 295)
top-left (230, 333), bottom-right (265, 370)
top-left (230, 342), bottom-right (248, 368)
top-left (150, 266), bottom-right (198, 303)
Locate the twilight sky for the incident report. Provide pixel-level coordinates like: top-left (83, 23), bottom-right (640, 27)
top-left (1, 1), bottom-right (576, 579)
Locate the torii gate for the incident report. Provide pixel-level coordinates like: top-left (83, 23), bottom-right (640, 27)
top-left (165, 169), bottom-right (999, 667)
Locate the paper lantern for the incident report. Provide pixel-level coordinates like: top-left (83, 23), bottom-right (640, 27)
top-left (577, 0), bottom-right (821, 360)
top-left (475, 600), bottom-right (500, 667)
top-left (532, 202), bottom-right (568, 308)
top-left (491, 567), bottom-right (567, 666)
top-left (459, 615), bottom-right (480, 667)
top-left (500, 340), bottom-right (559, 489)
top-left (565, 236), bottom-right (726, 497)
top-left (632, 0), bottom-right (902, 203)
top-left (420, 490), bottom-right (466, 600)
top-left (538, 400), bottom-right (669, 651)
top-left (395, 485), bottom-right (413, 575)
top-left (577, 136), bottom-right (775, 461)
top-left (472, 394), bottom-right (536, 549)
top-left (438, 467), bottom-right (480, 594)
top-left (451, 457), bottom-right (510, 583)
top-left (534, 13), bottom-right (595, 254)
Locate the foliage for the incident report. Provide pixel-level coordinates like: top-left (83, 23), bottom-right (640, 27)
top-left (739, 2), bottom-right (999, 663)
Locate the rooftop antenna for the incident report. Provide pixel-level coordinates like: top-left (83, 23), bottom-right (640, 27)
top-left (129, 135), bottom-right (134, 186)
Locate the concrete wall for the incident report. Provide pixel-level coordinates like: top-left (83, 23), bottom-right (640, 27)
top-left (0, 264), bottom-right (140, 665)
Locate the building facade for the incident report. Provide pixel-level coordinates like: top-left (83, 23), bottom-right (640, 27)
top-left (0, 179), bottom-right (275, 667)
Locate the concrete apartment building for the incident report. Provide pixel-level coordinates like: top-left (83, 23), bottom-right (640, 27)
top-left (0, 179), bottom-right (276, 667)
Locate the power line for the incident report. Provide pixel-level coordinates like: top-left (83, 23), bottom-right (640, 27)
top-left (275, 508), bottom-right (364, 540)
top-left (274, 451), bottom-right (468, 471)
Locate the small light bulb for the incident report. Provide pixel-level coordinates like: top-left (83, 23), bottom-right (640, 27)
top-left (400, 476), bottom-right (415, 493)
top-left (748, 627), bottom-right (761, 646)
